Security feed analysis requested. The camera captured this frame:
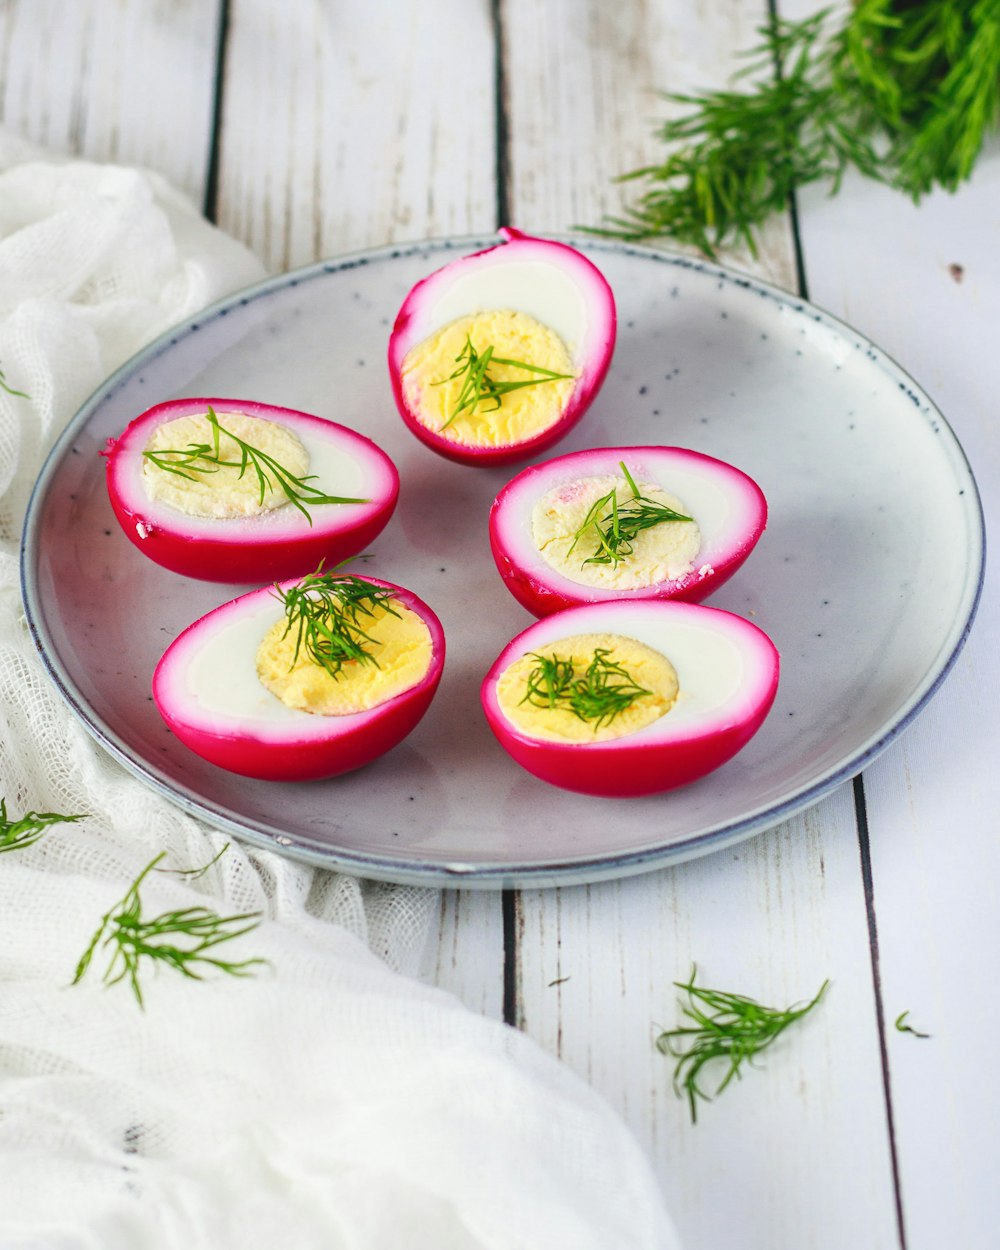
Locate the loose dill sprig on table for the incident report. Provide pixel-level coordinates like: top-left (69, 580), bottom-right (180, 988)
top-left (142, 405), bottom-right (366, 523)
top-left (72, 848), bottom-right (266, 1009)
top-left (895, 1010), bottom-right (931, 1039)
top-left (0, 797), bottom-right (84, 854)
top-left (521, 647), bottom-right (651, 730)
top-left (656, 967), bottom-right (829, 1123)
top-left (0, 364), bottom-right (29, 399)
top-left (433, 335), bottom-right (573, 429)
top-left (591, 0), bottom-right (1000, 257)
top-left (272, 565), bottom-right (401, 681)
top-left (568, 461), bottom-right (692, 569)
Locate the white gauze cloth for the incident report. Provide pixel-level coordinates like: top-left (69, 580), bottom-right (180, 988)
top-left (0, 133), bottom-right (680, 1250)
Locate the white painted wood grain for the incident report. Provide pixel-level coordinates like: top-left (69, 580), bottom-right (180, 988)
top-left (0, 0), bottom-right (221, 205)
top-left (217, 0), bottom-right (499, 271)
top-left (499, 0), bottom-right (797, 285)
top-left (518, 789), bottom-right (900, 1250)
top-left (416, 889), bottom-right (505, 1021)
top-left (795, 152), bottom-right (1000, 1250)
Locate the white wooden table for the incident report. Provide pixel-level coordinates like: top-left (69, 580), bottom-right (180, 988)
top-left (4, 2), bottom-right (998, 1246)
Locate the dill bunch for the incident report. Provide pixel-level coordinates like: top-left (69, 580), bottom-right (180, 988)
top-left (272, 566), bottom-right (401, 680)
top-left (521, 647), bottom-right (651, 730)
top-left (594, 0), bottom-right (1000, 256)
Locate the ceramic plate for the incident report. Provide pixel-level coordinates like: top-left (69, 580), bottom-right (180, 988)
top-left (20, 237), bottom-right (984, 886)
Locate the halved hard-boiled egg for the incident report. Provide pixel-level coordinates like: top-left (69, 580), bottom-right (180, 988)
top-left (489, 445), bottom-right (767, 617)
top-left (481, 600), bottom-right (778, 797)
top-left (388, 229), bottom-right (616, 466)
top-left (153, 570), bottom-right (445, 781)
top-left (104, 397), bottom-right (399, 583)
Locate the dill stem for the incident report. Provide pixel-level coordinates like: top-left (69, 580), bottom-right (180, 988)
top-left (434, 335), bottom-right (573, 429)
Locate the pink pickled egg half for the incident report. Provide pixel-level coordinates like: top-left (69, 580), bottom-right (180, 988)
top-left (388, 229), bottom-right (616, 466)
top-left (481, 600), bottom-right (779, 797)
top-left (153, 576), bottom-right (445, 782)
top-left (489, 445), bottom-right (768, 617)
top-left (104, 397), bottom-right (399, 583)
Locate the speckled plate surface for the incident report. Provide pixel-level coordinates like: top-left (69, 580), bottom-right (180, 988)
top-left (20, 237), bottom-right (984, 887)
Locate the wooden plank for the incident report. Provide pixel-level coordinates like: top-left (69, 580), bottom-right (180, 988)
top-left (500, 1), bottom-right (901, 1242)
top-left (0, 0), bottom-right (221, 204)
top-left (216, 0), bottom-right (499, 270)
top-left (517, 791), bottom-right (899, 1250)
top-left (795, 157), bottom-right (1000, 1250)
top-left (417, 890), bottom-right (506, 1021)
top-left (499, 0), bottom-right (796, 285)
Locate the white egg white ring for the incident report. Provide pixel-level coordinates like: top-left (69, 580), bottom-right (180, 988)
top-left (490, 445), bottom-right (767, 614)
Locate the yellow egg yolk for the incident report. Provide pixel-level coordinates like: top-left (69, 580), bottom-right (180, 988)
top-left (143, 411), bottom-right (310, 519)
top-left (256, 600), bottom-right (433, 716)
top-left (531, 473), bottom-right (701, 590)
top-left (496, 632), bottom-right (678, 743)
top-left (400, 310), bottom-right (577, 448)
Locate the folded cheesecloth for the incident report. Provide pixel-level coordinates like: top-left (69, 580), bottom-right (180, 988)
top-left (0, 130), bottom-right (680, 1250)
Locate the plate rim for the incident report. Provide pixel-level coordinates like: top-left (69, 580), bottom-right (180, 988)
top-left (19, 233), bottom-right (987, 887)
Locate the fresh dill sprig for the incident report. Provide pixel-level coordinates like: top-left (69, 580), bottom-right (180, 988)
top-left (0, 364), bottom-right (29, 399)
top-left (72, 849), bottom-right (266, 1009)
top-left (433, 335), bottom-right (573, 429)
top-left (895, 1010), bottom-right (931, 1039)
top-left (0, 797), bottom-right (84, 854)
top-left (521, 653), bottom-right (576, 710)
top-left (272, 565), bottom-right (400, 681)
top-left (591, 0), bottom-right (1000, 257)
top-left (571, 648), bottom-right (652, 728)
top-left (568, 461), bottom-right (692, 569)
top-left (143, 405), bottom-right (366, 525)
top-left (656, 967), bottom-right (829, 1123)
top-left (522, 646), bottom-right (651, 730)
